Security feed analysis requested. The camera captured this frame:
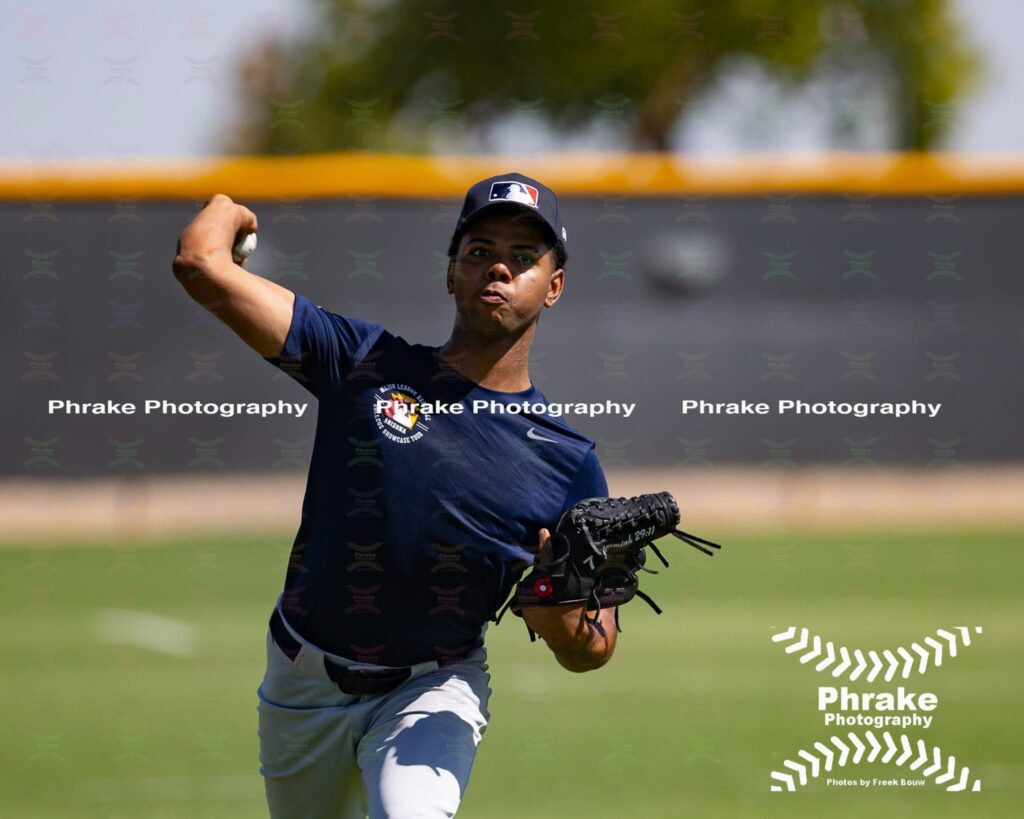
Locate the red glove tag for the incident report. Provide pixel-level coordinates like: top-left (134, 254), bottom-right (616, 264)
top-left (533, 577), bottom-right (554, 598)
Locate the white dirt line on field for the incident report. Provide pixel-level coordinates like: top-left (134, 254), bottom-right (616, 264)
top-left (2, 466), bottom-right (1023, 545)
top-left (0, 472), bottom-right (305, 547)
top-left (607, 465), bottom-right (1024, 531)
top-left (93, 608), bottom-right (198, 657)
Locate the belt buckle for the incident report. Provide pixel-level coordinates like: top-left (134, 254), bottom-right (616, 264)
top-left (328, 661), bottom-right (411, 696)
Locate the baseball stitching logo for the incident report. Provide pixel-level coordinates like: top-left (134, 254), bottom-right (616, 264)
top-left (768, 624), bottom-right (984, 793)
top-left (770, 731), bottom-right (980, 792)
top-left (770, 625), bottom-right (981, 682)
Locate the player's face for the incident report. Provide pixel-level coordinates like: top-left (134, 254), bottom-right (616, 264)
top-left (449, 211), bottom-right (564, 339)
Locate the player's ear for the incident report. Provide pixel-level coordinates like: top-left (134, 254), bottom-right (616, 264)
top-left (446, 258), bottom-right (456, 294)
top-left (544, 266), bottom-right (564, 309)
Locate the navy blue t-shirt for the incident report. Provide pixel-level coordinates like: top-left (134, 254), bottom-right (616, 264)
top-left (265, 294), bottom-right (608, 666)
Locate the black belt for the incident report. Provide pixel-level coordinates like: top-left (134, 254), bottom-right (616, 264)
top-left (269, 609), bottom-right (412, 696)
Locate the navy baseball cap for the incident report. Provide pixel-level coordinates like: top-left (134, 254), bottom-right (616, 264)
top-left (448, 172), bottom-right (567, 256)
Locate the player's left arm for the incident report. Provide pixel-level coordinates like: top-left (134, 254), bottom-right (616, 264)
top-left (521, 527), bottom-right (618, 673)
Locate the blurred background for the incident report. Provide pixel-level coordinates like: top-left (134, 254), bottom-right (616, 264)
top-left (2, 2), bottom-right (1022, 817)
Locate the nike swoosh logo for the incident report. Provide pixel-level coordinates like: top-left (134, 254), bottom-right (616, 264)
top-left (527, 427), bottom-right (558, 444)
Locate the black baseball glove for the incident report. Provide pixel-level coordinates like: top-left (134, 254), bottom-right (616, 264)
top-left (496, 491), bottom-right (721, 636)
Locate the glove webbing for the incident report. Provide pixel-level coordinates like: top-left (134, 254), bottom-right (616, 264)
top-left (497, 491), bottom-right (722, 640)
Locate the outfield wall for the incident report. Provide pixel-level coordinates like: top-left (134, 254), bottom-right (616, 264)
top-left (3, 190), bottom-right (1017, 474)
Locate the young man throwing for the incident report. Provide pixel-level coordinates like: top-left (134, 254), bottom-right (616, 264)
top-left (172, 172), bottom-right (616, 818)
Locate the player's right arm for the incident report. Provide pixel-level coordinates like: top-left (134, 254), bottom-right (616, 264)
top-left (172, 193), bottom-right (294, 358)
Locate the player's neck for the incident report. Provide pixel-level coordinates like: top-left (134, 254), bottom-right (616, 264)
top-left (440, 324), bottom-right (535, 392)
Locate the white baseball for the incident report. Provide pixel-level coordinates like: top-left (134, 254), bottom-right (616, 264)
top-left (232, 232), bottom-right (258, 263)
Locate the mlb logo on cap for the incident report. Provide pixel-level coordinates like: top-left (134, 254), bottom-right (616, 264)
top-left (449, 171), bottom-right (566, 256)
top-left (489, 180), bottom-right (539, 208)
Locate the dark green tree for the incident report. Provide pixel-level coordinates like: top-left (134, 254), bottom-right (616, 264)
top-left (226, 0), bottom-right (978, 154)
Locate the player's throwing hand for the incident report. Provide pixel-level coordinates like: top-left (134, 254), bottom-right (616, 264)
top-left (173, 193), bottom-right (258, 275)
top-left (171, 194), bottom-right (292, 358)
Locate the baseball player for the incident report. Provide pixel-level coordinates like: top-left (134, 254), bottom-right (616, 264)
top-left (172, 173), bottom-right (618, 818)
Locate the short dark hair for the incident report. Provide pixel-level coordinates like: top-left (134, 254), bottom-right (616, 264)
top-left (551, 238), bottom-right (568, 270)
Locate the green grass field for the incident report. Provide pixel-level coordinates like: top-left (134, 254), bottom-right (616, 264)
top-left (1, 529), bottom-right (1021, 819)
